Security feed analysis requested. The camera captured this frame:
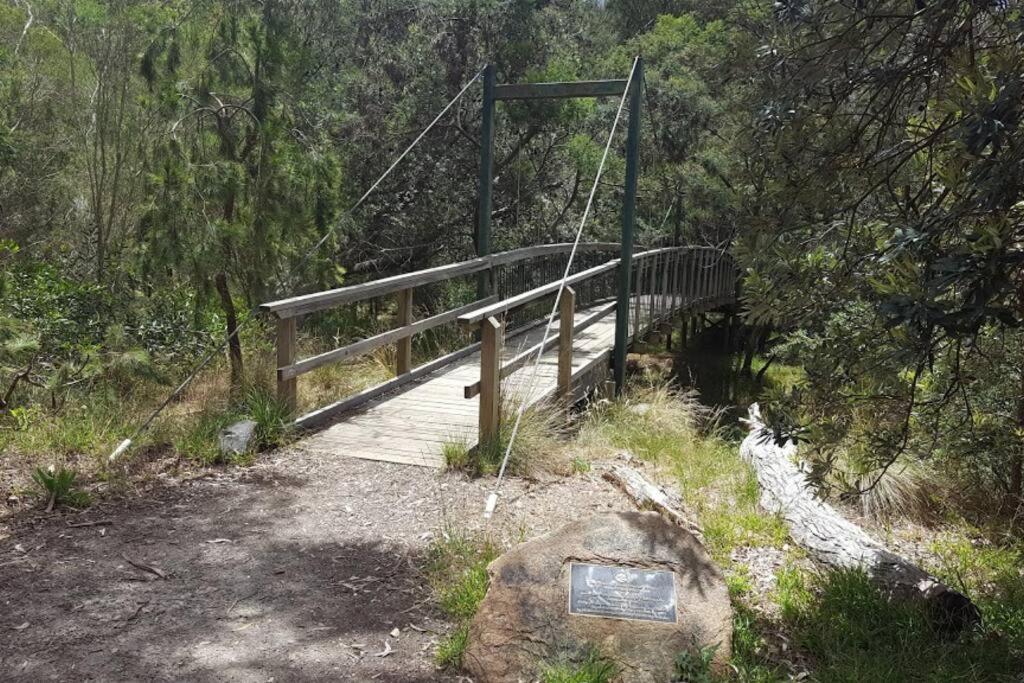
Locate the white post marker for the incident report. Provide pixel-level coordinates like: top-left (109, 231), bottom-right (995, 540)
top-left (108, 438), bottom-right (133, 464)
top-left (483, 492), bottom-right (499, 519)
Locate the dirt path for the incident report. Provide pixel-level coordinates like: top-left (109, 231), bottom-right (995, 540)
top-left (0, 443), bottom-right (630, 681)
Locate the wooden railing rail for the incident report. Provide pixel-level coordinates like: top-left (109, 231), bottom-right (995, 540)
top-left (455, 247), bottom-right (675, 327)
top-left (260, 241), bottom-right (625, 426)
top-left (461, 246), bottom-right (736, 443)
top-left (277, 296), bottom-right (496, 383)
top-left (462, 300), bottom-right (617, 399)
top-left (260, 242), bottom-right (621, 319)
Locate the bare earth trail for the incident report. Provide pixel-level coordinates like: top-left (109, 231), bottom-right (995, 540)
top-left (0, 442), bottom-right (629, 681)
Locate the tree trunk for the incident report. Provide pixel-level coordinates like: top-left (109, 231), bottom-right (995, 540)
top-left (739, 404), bottom-right (980, 633)
top-left (214, 271), bottom-right (243, 394)
top-left (603, 463), bottom-right (704, 541)
top-left (1009, 364), bottom-right (1023, 513)
top-left (741, 325), bottom-right (756, 376)
top-left (1010, 287), bottom-right (1024, 513)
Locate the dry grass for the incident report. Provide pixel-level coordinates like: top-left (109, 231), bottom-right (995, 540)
top-left (574, 382), bottom-right (788, 563)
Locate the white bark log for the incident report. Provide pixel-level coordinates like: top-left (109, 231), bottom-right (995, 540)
top-left (604, 462), bottom-right (704, 541)
top-left (739, 404), bottom-right (979, 631)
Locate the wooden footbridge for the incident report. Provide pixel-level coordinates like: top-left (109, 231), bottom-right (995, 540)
top-left (258, 61), bottom-right (737, 468)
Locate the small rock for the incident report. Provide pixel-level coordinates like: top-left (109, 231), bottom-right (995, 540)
top-left (628, 402), bottom-right (651, 416)
top-left (218, 420), bottom-right (258, 456)
top-left (389, 627), bottom-right (400, 638)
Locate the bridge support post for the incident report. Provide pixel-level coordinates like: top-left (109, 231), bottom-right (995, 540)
top-left (276, 317), bottom-right (297, 415)
top-left (476, 64), bottom-right (496, 301)
top-left (613, 57), bottom-right (642, 396)
top-left (558, 287), bottom-right (576, 400)
top-left (479, 316), bottom-right (503, 445)
top-left (396, 288), bottom-right (413, 374)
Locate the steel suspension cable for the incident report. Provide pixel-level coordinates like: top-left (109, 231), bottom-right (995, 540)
top-left (107, 66), bottom-right (486, 463)
top-left (484, 57), bottom-right (641, 518)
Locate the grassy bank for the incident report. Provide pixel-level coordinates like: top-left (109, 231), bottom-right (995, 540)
top-left (579, 382), bottom-right (1024, 681)
top-left (429, 372), bottom-right (1024, 681)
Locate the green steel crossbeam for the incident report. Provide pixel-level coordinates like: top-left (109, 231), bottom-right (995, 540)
top-left (475, 61), bottom-right (642, 396)
top-left (493, 80), bottom-right (628, 101)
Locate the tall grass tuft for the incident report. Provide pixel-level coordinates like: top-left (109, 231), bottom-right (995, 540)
top-left (576, 381), bottom-right (787, 562)
top-left (453, 396), bottom-right (568, 476)
top-left (32, 465), bottom-right (91, 510)
top-left (426, 528), bottom-right (500, 669)
top-left (244, 385), bottom-right (291, 449)
top-left (540, 648), bottom-right (618, 683)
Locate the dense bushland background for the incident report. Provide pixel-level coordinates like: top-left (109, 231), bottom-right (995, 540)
top-left (3, 0), bottom-right (1024, 540)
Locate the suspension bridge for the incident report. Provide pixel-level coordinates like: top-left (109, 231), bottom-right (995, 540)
top-left (256, 60), bottom-right (737, 469)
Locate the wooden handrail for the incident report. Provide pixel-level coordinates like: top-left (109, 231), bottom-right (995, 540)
top-left (462, 300), bottom-right (617, 399)
top-left (278, 296), bottom-right (496, 382)
top-left (260, 242), bottom-right (622, 319)
top-left (458, 261), bottom-right (619, 326)
top-left (456, 247), bottom-right (687, 327)
top-left (271, 240), bottom-right (733, 429)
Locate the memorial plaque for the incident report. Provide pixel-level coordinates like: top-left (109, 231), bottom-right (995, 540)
top-left (568, 562), bottom-right (676, 623)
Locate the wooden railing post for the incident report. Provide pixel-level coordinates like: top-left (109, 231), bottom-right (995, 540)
top-left (277, 317), bottom-right (297, 414)
top-left (476, 64), bottom-right (496, 301)
top-left (558, 287), bottom-right (576, 400)
top-left (479, 316), bottom-right (504, 444)
top-left (396, 287), bottom-right (413, 374)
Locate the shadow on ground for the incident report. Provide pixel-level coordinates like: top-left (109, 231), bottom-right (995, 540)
top-left (0, 464), bottom-right (451, 682)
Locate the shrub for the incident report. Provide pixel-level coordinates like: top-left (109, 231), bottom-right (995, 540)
top-left (32, 465), bottom-right (91, 510)
top-left (672, 642), bottom-right (718, 683)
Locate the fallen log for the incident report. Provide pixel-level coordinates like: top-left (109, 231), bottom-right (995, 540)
top-left (739, 404), bottom-right (980, 632)
top-left (603, 461), bottom-right (704, 541)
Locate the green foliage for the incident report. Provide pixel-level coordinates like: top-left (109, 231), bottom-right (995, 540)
top-left (434, 623), bottom-right (470, 669)
top-left (427, 531), bottom-right (499, 621)
top-left (441, 439), bottom-right (472, 471)
top-left (780, 568), bottom-right (1021, 681)
top-left (174, 409), bottom-right (239, 467)
top-left (727, 604), bottom-right (782, 683)
top-left (438, 559), bottom-right (491, 622)
top-left (930, 536), bottom-right (1024, 655)
top-left (171, 386), bottom-right (291, 466)
top-left (540, 649), bottom-right (617, 683)
top-left (728, 0), bottom-right (1024, 524)
top-left (772, 565), bottom-right (813, 622)
top-left (672, 642), bottom-right (718, 683)
top-left (244, 386), bottom-right (291, 449)
top-left (570, 456), bottom-right (591, 474)
top-left (426, 530), bottom-right (500, 669)
top-left (465, 401), bottom-right (565, 477)
top-left (579, 384), bottom-right (788, 562)
top-left (32, 466), bottom-right (91, 510)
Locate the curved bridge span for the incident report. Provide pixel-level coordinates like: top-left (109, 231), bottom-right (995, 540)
top-left (260, 242), bottom-right (736, 468)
